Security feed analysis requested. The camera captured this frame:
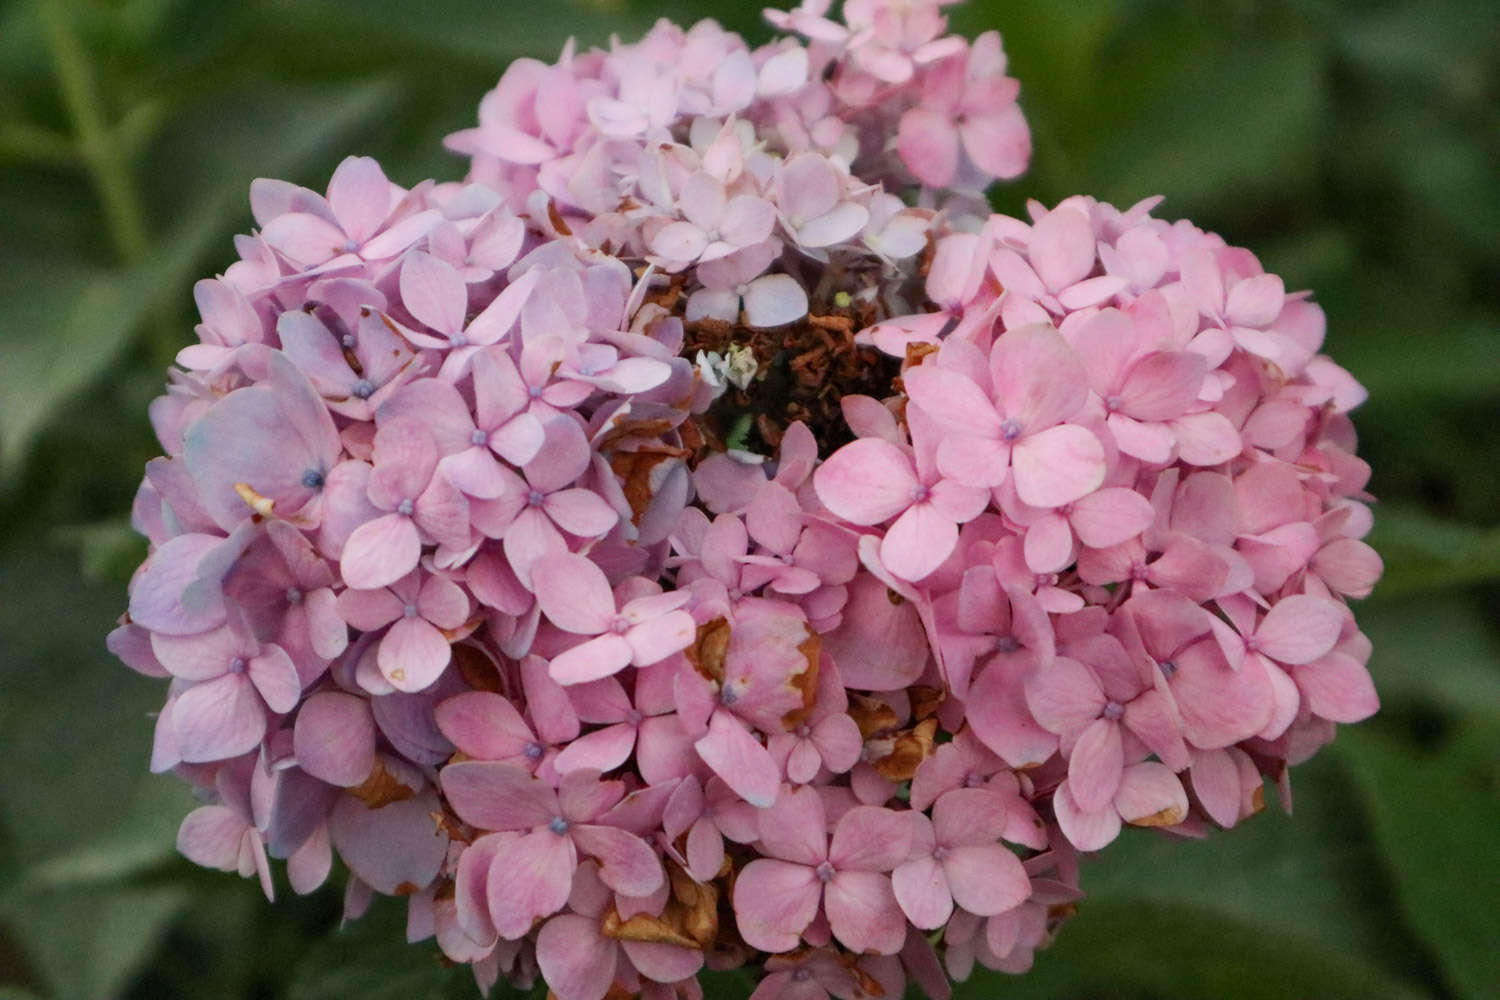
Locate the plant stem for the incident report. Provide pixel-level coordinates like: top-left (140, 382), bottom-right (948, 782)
top-left (37, 0), bottom-right (149, 263)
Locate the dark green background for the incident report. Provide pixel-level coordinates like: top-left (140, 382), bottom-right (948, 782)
top-left (1, 1), bottom-right (1496, 997)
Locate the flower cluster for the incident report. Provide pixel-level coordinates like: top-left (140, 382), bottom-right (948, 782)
top-left (111, 2), bottom-right (1382, 998)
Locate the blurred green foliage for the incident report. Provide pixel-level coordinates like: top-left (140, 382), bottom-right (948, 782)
top-left (1, 0), bottom-right (1496, 998)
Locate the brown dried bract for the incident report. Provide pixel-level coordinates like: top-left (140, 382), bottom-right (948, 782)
top-left (349, 759), bottom-right (416, 808)
top-left (870, 717), bottom-right (938, 782)
top-left (602, 862), bottom-right (719, 951)
top-left (609, 448), bottom-right (679, 524)
top-left (685, 617), bottom-right (731, 683)
top-left (780, 629), bottom-right (823, 730)
top-left (452, 641), bottom-right (506, 695)
top-left (846, 694), bottom-right (900, 741)
top-left (908, 684), bottom-right (944, 721)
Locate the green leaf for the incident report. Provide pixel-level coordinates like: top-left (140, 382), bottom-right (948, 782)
top-left (1365, 506), bottom-right (1500, 596)
top-left (1089, 33), bottom-right (1327, 213)
top-left (953, 897), bottom-right (1434, 1000)
top-left (1360, 595), bottom-right (1500, 716)
top-left (0, 255), bottom-right (163, 483)
top-left (1338, 728), bottom-right (1500, 1000)
top-left (1058, 752), bottom-right (1429, 967)
top-left (0, 887), bottom-right (188, 1000)
top-left (0, 79), bottom-right (393, 483)
top-left (283, 896), bottom-right (536, 1000)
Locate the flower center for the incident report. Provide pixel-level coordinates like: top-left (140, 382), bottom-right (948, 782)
top-left (1103, 700), bottom-right (1125, 721)
top-left (351, 379), bottom-right (376, 399)
top-left (285, 586), bottom-right (303, 604)
top-left (524, 741), bottom-right (544, 761)
top-left (814, 861), bottom-right (836, 883)
top-left (403, 603), bottom-right (420, 619)
top-left (301, 468), bottom-right (326, 489)
top-left (397, 498), bottom-right (415, 516)
top-left (932, 845), bottom-right (951, 861)
top-left (228, 657), bottom-right (247, 675)
top-left (910, 483), bottom-right (931, 503)
top-left (995, 635), bottom-right (1019, 653)
top-left (471, 429), bottom-right (489, 446)
top-left (1158, 659), bottom-right (1178, 679)
top-left (548, 816), bottom-right (569, 836)
top-left (1000, 417), bottom-right (1024, 441)
top-left (625, 709), bottom-right (644, 727)
top-left (527, 489), bottom-right (546, 507)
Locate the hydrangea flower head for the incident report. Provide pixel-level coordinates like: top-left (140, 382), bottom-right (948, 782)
top-left (111, 3), bottom-right (1382, 998)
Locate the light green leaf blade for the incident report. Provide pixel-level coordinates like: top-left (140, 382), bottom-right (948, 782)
top-left (1338, 728), bottom-right (1500, 1000)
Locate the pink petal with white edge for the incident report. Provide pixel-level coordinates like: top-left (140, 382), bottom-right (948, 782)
top-left (554, 724), bottom-right (637, 774)
top-left (570, 824), bottom-right (664, 897)
top-left (1066, 717), bottom-right (1124, 813)
top-left (1171, 411), bottom-right (1242, 467)
top-left (440, 760), bottom-right (558, 831)
top-left (1052, 780), bottom-right (1121, 851)
top-left (733, 858), bottom-right (821, 953)
top-left (1254, 595), bottom-right (1343, 665)
top-left (990, 324), bottom-right (1089, 431)
top-left (825, 870), bottom-right (906, 955)
top-left (1023, 512), bottom-right (1075, 574)
top-left (626, 611), bottom-right (696, 666)
top-left (400, 251), bottom-right (466, 335)
top-left (1295, 652), bottom-right (1379, 723)
top-left (177, 805), bottom-right (247, 870)
top-left (830, 806), bottom-right (913, 872)
top-left (486, 828), bottom-right (576, 939)
top-left (743, 273), bottom-right (808, 327)
top-left (248, 644), bottom-right (301, 713)
top-left (174, 673), bottom-right (265, 762)
top-left (378, 616), bottom-right (452, 692)
top-left (961, 105), bottom-right (1031, 180)
top-left (294, 691), bottom-right (376, 786)
top-left (620, 938), bottom-right (704, 984)
top-left (1011, 424), bottom-right (1106, 508)
top-left (340, 513), bottom-right (421, 590)
top-left (897, 108), bottom-right (960, 188)
top-left (537, 914), bottom-right (617, 1000)
top-left (531, 552), bottom-right (616, 634)
top-left (814, 437), bottom-right (917, 525)
top-left (435, 691), bottom-right (535, 759)
top-left (1225, 273), bottom-right (1285, 328)
top-left (454, 833), bottom-right (502, 946)
top-left (755, 783), bottom-right (828, 866)
top-left (549, 633), bottom-right (634, 686)
top-left (944, 843), bottom-right (1029, 916)
top-left (893, 855), bottom-right (952, 929)
top-left (1069, 487), bottom-right (1156, 549)
top-left (1114, 761), bottom-right (1189, 828)
top-left (695, 711), bottom-right (781, 808)
top-left (902, 365), bottom-right (1002, 437)
top-left (1191, 749), bottom-right (1242, 828)
top-left (881, 502), bottom-right (958, 582)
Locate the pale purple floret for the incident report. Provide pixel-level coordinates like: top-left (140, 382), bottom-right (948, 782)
top-left (892, 789), bottom-right (1029, 929)
top-left (902, 324), bottom-right (1106, 507)
top-left (109, 4), bottom-right (1390, 994)
top-left (531, 552), bottom-right (695, 685)
top-left (183, 351), bottom-right (342, 531)
top-left (151, 613), bottom-right (300, 765)
top-left (337, 567), bottom-right (471, 692)
top-left (440, 763), bottom-right (665, 938)
top-left (339, 416), bottom-right (470, 590)
top-left (733, 785), bottom-right (912, 955)
top-left (255, 155), bottom-right (439, 268)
